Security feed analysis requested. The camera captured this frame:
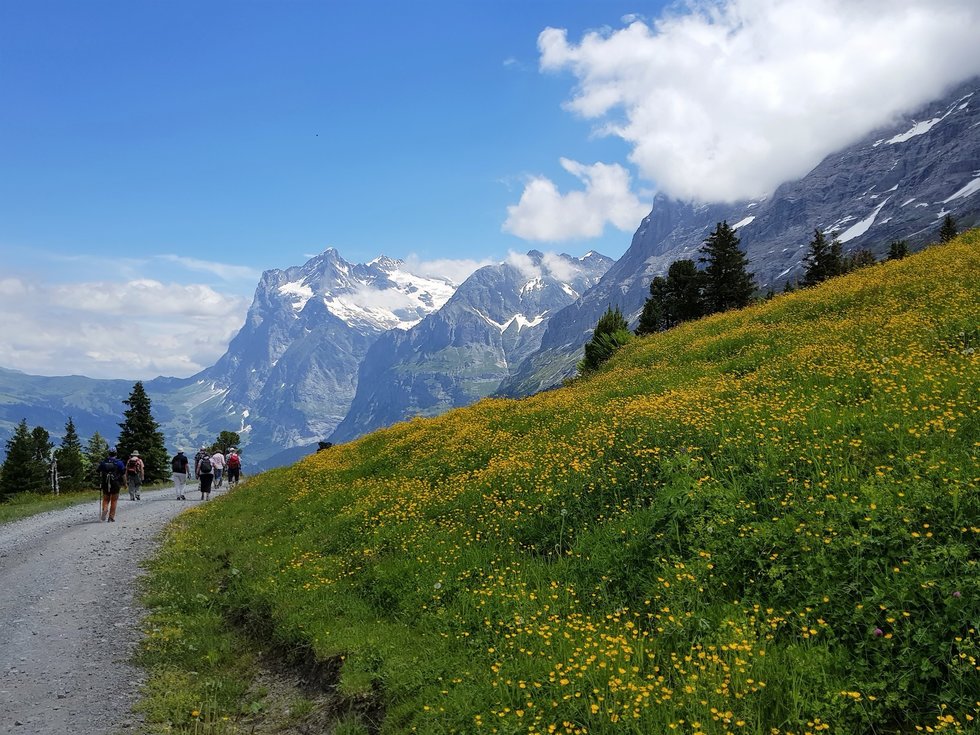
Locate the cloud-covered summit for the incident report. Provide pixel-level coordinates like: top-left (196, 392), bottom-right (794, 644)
top-left (509, 0), bottom-right (980, 227)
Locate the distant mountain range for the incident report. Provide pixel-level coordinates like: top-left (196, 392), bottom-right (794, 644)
top-left (329, 250), bottom-right (612, 443)
top-left (2, 77), bottom-right (978, 467)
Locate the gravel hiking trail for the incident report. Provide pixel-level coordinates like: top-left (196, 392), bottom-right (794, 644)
top-left (0, 486), bottom-right (222, 735)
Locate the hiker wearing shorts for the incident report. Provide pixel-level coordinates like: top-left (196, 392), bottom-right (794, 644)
top-left (98, 448), bottom-right (125, 522)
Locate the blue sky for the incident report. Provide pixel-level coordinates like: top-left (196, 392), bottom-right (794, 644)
top-left (3, 0), bottom-right (979, 379)
top-left (1, 1), bottom-right (646, 272)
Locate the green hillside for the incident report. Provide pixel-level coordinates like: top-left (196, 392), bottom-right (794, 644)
top-left (140, 234), bottom-right (980, 735)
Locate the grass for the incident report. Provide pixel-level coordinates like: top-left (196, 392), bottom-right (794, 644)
top-left (0, 480), bottom-right (183, 525)
top-left (137, 233), bottom-right (979, 735)
top-left (0, 489), bottom-right (101, 524)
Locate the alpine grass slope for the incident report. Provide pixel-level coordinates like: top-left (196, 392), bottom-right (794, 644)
top-left (140, 233), bottom-right (979, 734)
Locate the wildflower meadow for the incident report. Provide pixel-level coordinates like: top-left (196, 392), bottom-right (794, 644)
top-left (139, 233), bottom-right (979, 734)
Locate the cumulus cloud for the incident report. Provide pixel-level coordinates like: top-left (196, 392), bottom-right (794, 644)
top-left (401, 254), bottom-right (495, 284)
top-left (538, 0), bottom-right (980, 203)
top-left (503, 158), bottom-right (649, 241)
top-left (0, 277), bottom-right (249, 380)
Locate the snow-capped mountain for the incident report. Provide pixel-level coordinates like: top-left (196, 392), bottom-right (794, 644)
top-left (328, 250), bottom-right (612, 443)
top-left (193, 249), bottom-right (458, 460)
top-left (499, 76), bottom-right (980, 397)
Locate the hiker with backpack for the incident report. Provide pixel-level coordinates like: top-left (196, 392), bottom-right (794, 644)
top-left (196, 450), bottom-right (214, 500)
top-left (125, 450), bottom-right (144, 500)
top-left (170, 449), bottom-right (190, 500)
top-left (98, 448), bottom-right (125, 522)
top-left (226, 448), bottom-right (241, 486)
top-left (194, 446), bottom-right (208, 492)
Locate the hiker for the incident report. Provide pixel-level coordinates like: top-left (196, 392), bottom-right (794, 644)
top-left (226, 448), bottom-right (241, 486)
top-left (98, 448), bottom-right (125, 522)
top-left (194, 446), bottom-right (208, 492)
top-left (210, 448), bottom-right (226, 489)
top-left (196, 450), bottom-right (214, 500)
top-left (125, 450), bottom-right (144, 500)
top-left (170, 449), bottom-right (190, 500)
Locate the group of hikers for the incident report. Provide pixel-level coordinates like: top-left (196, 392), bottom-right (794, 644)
top-left (96, 445), bottom-right (242, 522)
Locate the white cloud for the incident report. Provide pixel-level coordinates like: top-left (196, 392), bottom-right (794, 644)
top-left (541, 251), bottom-right (581, 282)
top-left (0, 277), bottom-right (249, 380)
top-left (401, 254), bottom-right (494, 284)
top-left (158, 255), bottom-right (261, 281)
top-left (503, 158), bottom-right (649, 241)
top-left (538, 0), bottom-right (980, 203)
top-left (505, 251), bottom-right (543, 279)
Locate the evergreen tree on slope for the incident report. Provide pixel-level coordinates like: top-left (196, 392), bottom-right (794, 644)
top-left (579, 306), bottom-right (632, 375)
top-left (116, 382), bottom-right (169, 484)
top-left (939, 214), bottom-right (958, 243)
top-left (699, 221), bottom-right (755, 313)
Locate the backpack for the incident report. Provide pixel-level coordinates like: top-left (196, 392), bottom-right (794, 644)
top-left (171, 455), bottom-right (183, 473)
top-left (227, 453), bottom-right (240, 469)
top-left (99, 459), bottom-right (118, 491)
top-left (127, 457), bottom-right (140, 475)
top-left (199, 456), bottom-right (213, 474)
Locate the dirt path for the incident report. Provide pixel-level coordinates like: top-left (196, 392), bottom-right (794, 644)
top-left (0, 485), bottom-right (223, 735)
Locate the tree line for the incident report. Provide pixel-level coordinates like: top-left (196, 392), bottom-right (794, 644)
top-left (580, 214), bottom-right (960, 374)
top-left (0, 380), bottom-right (241, 502)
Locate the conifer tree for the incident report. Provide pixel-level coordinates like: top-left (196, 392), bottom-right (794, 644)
top-left (699, 221), bottom-right (755, 313)
top-left (939, 214), bottom-right (957, 243)
top-left (802, 229), bottom-right (844, 286)
top-left (636, 276), bottom-right (669, 335)
top-left (579, 306), bottom-right (632, 375)
top-left (55, 417), bottom-right (87, 492)
top-left (846, 248), bottom-right (877, 271)
top-left (84, 432), bottom-right (111, 488)
top-left (665, 259), bottom-right (705, 323)
top-left (0, 419), bottom-right (34, 500)
top-left (887, 239), bottom-right (909, 260)
top-left (116, 381), bottom-right (169, 483)
top-left (0, 420), bottom-right (51, 497)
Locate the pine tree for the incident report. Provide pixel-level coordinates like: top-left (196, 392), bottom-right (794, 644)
top-left (887, 240), bottom-right (909, 260)
top-left (845, 249), bottom-right (877, 271)
top-left (829, 239), bottom-right (844, 277)
top-left (939, 214), bottom-right (958, 243)
top-left (579, 306), bottom-right (632, 375)
top-left (55, 417), bottom-right (87, 492)
top-left (699, 221), bottom-right (756, 313)
top-left (636, 276), bottom-right (669, 335)
top-left (84, 432), bottom-right (111, 489)
top-left (665, 259), bottom-right (705, 323)
top-left (0, 419), bottom-right (34, 500)
top-left (802, 229), bottom-right (843, 286)
top-left (116, 381), bottom-right (169, 484)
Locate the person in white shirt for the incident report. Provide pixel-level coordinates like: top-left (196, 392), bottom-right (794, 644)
top-left (210, 450), bottom-right (226, 489)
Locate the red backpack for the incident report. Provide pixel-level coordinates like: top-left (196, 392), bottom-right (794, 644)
top-left (227, 453), bottom-right (241, 469)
